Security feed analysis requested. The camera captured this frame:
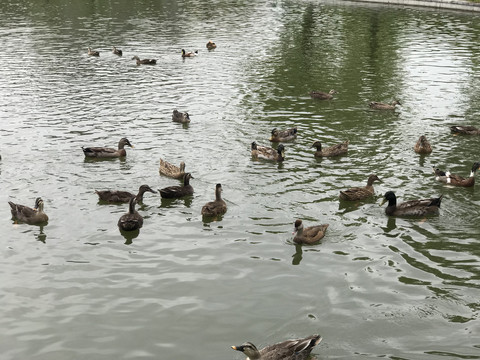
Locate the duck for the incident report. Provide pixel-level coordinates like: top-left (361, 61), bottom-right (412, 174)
top-left (112, 46), bottom-right (123, 56)
top-left (413, 135), bottom-right (432, 154)
top-left (118, 197), bottom-right (143, 231)
top-left (181, 49), bottom-right (198, 57)
top-left (309, 89), bottom-right (337, 100)
top-left (312, 140), bottom-right (348, 157)
top-left (82, 137), bottom-right (133, 158)
top-left (339, 174), bottom-right (382, 201)
top-left (159, 173), bottom-right (194, 199)
top-left (172, 109), bottom-right (191, 123)
top-left (232, 334), bottom-right (322, 360)
top-left (251, 142), bottom-right (285, 162)
top-left (369, 100), bottom-right (401, 110)
top-left (206, 40), bottom-right (217, 50)
top-left (293, 219), bottom-right (329, 245)
top-left (8, 197), bottom-right (48, 225)
top-left (450, 125), bottom-right (480, 135)
top-left (432, 162), bottom-right (480, 187)
top-left (95, 184), bottom-right (156, 203)
top-left (131, 55), bottom-right (157, 65)
top-left (159, 158), bottom-right (186, 179)
top-left (269, 127), bottom-right (297, 142)
top-left (201, 184), bottom-right (227, 217)
top-left (87, 47), bottom-right (100, 56)
top-left (381, 191), bottom-right (443, 217)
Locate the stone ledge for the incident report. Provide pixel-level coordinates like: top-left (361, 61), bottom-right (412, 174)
top-left (347, 0), bottom-right (480, 12)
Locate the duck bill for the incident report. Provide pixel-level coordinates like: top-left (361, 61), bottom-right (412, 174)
top-left (231, 345), bottom-right (243, 351)
top-left (380, 198), bottom-right (387, 206)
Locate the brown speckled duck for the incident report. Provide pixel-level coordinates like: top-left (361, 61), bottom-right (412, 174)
top-left (251, 142), bottom-right (285, 162)
top-left (118, 197), bottom-right (143, 231)
top-left (433, 162), bottom-right (480, 187)
top-left (201, 184), bottom-right (227, 217)
top-left (450, 125), bottom-right (480, 135)
top-left (369, 100), bottom-right (401, 110)
top-left (95, 185), bottom-right (156, 203)
top-left (206, 40), bottom-right (217, 50)
top-left (131, 55), bottom-right (157, 65)
top-left (312, 140), bottom-right (348, 157)
top-left (87, 47), bottom-right (100, 56)
top-left (159, 158), bottom-right (186, 179)
top-left (8, 197), bottom-right (48, 225)
top-left (339, 174), bottom-right (382, 201)
top-left (381, 191), bottom-right (442, 217)
top-left (414, 135), bottom-right (432, 154)
top-left (159, 173), bottom-right (194, 199)
top-left (82, 138), bottom-right (133, 158)
top-left (172, 109), bottom-right (191, 123)
top-left (270, 127), bottom-right (297, 142)
top-left (232, 334), bottom-right (322, 360)
top-left (309, 89), bottom-right (337, 100)
top-left (112, 46), bottom-right (122, 56)
top-left (293, 219), bottom-right (328, 245)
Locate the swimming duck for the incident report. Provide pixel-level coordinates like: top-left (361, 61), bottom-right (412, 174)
top-left (181, 49), bottom-right (198, 57)
top-left (87, 47), bottom-right (100, 56)
top-left (312, 140), bottom-right (348, 157)
top-left (206, 40), bottom-right (217, 50)
top-left (339, 174), bottom-right (382, 201)
top-left (309, 89), bottom-right (337, 100)
top-left (95, 184), bottom-right (156, 203)
top-left (293, 219), bottom-right (329, 245)
top-left (369, 100), bottom-right (401, 110)
top-left (201, 184), bottom-right (227, 216)
top-left (118, 197), bottom-right (143, 231)
top-left (159, 158), bottom-right (186, 179)
top-left (8, 197), bottom-right (48, 225)
top-left (82, 138), bottom-right (133, 158)
top-left (414, 135), bottom-right (432, 154)
top-left (450, 125), bottom-right (480, 135)
top-left (172, 109), bottom-right (191, 123)
top-left (381, 191), bottom-right (443, 217)
top-left (251, 142), bottom-right (285, 162)
top-left (112, 46), bottom-right (123, 56)
top-left (432, 162), bottom-right (480, 187)
top-left (159, 173), bottom-right (194, 199)
top-left (131, 55), bottom-right (157, 65)
top-left (232, 334), bottom-right (322, 360)
top-left (270, 127), bottom-right (297, 142)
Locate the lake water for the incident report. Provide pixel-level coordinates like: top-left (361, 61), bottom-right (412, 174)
top-left (1, 0), bottom-right (480, 359)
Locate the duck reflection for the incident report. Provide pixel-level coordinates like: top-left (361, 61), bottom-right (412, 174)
top-left (160, 195), bottom-right (193, 208)
top-left (119, 228), bottom-right (140, 245)
top-left (36, 226), bottom-right (47, 243)
top-left (292, 243), bottom-right (303, 265)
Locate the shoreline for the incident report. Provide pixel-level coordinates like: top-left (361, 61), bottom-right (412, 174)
top-left (346, 0), bottom-right (480, 12)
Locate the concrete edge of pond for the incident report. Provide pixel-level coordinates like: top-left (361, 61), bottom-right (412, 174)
top-left (345, 0), bottom-right (480, 12)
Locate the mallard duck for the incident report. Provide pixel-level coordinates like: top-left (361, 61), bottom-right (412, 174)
top-left (159, 158), bottom-right (186, 179)
top-left (201, 184), bottom-right (227, 216)
top-left (82, 138), bottom-right (133, 158)
top-left (270, 127), bottom-right (297, 142)
top-left (131, 55), bottom-right (157, 65)
top-left (381, 191), bottom-right (443, 217)
top-left (339, 174), bottom-right (382, 201)
top-left (432, 162), bottom-right (480, 187)
top-left (159, 173), bottom-right (194, 199)
top-left (293, 219), bottom-right (329, 245)
top-left (118, 197), bottom-right (143, 231)
top-left (232, 334), bottom-right (322, 360)
top-left (309, 89), bottom-right (337, 100)
top-left (87, 47), bottom-right (100, 56)
top-left (369, 100), bottom-right (401, 110)
top-left (450, 125), bottom-right (480, 135)
top-left (206, 40), bottom-right (217, 50)
top-left (95, 184), bottom-right (156, 203)
top-left (414, 135), bottom-right (432, 154)
top-left (8, 197), bottom-right (48, 225)
top-left (172, 109), bottom-right (191, 123)
top-left (181, 49), bottom-right (198, 57)
top-left (251, 142), bottom-right (285, 162)
top-left (112, 46), bottom-right (123, 56)
top-left (312, 140), bottom-right (348, 157)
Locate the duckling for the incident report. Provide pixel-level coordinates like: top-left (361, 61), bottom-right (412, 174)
top-left (8, 197), bottom-right (48, 225)
top-left (269, 127), bottom-right (297, 142)
top-left (450, 125), bottom-right (480, 135)
top-left (181, 49), bottom-right (198, 57)
top-left (339, 174), bottom-right (382, 201)
top-left (172, 109), bottom-right (191, 123)
top-left (309, 89), bottom-right (337, 100)
top-left (118, 197), bottom-right (143, 231)
top-left (95, 185), bottom-right (156, 204)
top-left (206, 40), bottom-right (217, 50)
top-left (159, 173), bottom-right (194, 199)
top-left (369, 100), bottom-right (401, 110)
top-left (201, 184), bottom-right (227, 217)
top-left (131, 55), bottom-right (157, 65)
top-left (159, 158), bottom-right (186, 179)
top-left (293, 219), bottom-right (329, 245)
top-left (381, 191), bottom-right (443, 217)
top-left (414, 135), bottom-right (432, 154)
top-left (232, 334), bottom-right (322, 360)
top-left (432, 162), bottom-right (480, 187)
top-left (312, 140), bottom-right (349, 157)
top-left (87, 47), bottom-right (100, 56)
top-left (82, 138), bottom-right (133, 158)
top-left (112, 46), bottom-right (123, 56)
top-left (251, 142), bottom-right (285, 162)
